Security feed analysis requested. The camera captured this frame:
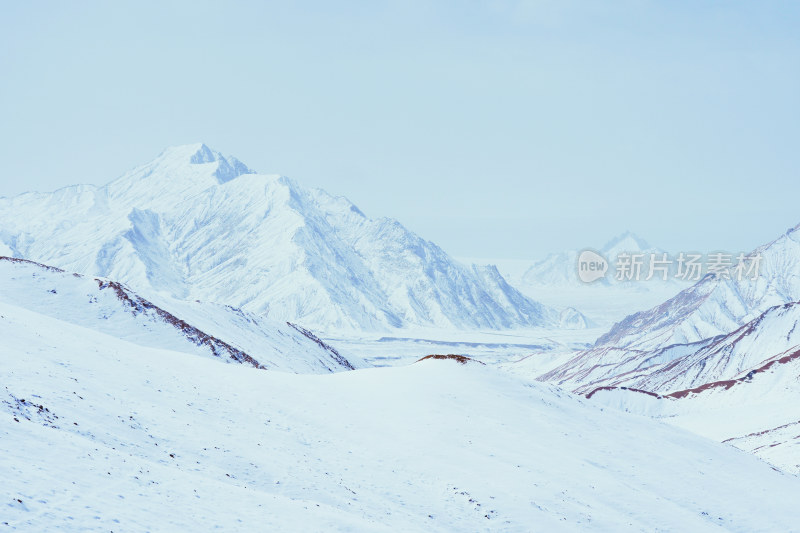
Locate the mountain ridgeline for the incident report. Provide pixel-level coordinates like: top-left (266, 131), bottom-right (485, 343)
top-left (0, 143), bottom-right (568, 332)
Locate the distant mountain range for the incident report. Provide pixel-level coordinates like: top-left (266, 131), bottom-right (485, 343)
top-left (467, 232), bottom-right (691, 327)
top-left (0, 143), bottom-right (576, 332)
top-left (520, 231), bottom-right (663, 287)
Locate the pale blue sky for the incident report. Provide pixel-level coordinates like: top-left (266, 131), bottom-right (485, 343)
top-left (2, 1), bottom-right (798, 258)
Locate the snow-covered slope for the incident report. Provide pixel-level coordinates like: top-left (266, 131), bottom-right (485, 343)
top-left (0, 256), bottom-right (359, 373)
top-left (528, 225), bottom-right (800, 474)
top-left (0, 143), bottom-right (558, 332)
top-left (536, 296), bottom-right (800, 473)
top-left (3, 305), bottom-right (799, 531)
top-left (536, 223), bottom-right (800, 394)
top-left (594, 224), bottom-right (800, 351)
top-left (587, 348), bottom-right (800, 474)
top-left (540, 300), bottom-right (800, 395)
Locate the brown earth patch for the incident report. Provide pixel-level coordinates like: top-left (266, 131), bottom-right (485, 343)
top-left (416, 354), bottom-right (485, 365)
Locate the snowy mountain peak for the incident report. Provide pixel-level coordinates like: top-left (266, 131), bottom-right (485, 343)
top-left (601, 231), bottom-right (652, 255)
top-left (100, 143), bottom-right (258, 212)
top-left (186, 143), bottom-right (217, 164)
top-left (0, 145), bottom-right (559, 331)
top-left (519, 231), bottom-right (667, 290)
top-left (162, 143), bottom-right (256, 183)
top-left (154, 142), bottom-right (218, 166)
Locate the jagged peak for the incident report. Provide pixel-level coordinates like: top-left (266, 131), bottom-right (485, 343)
top-left (601, 231), bottom-right (652, 254)
top-left (156, 143), bottom-right (256, 183)
top-left (188, 143), bottom-right (216, 164)
top-left (155, 142), bottom-right (209, 162)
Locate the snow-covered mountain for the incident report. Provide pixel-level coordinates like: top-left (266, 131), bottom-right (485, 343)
top-left (529, 223), bottom-right (800, 474)
top-left (531, 295), bottom-right (800, 473)
top-left (536, 222), bottom-right (800, 394)
top-left (0, 256), bottom-right (359, 373)
top-left (520, 231), bottom-right (666, 287)
top-left (541, 300), bottom-right (800, 395)
top-left (3, 301), bottom-right (799, 531)
top-left (0, 143), bottom-right (559, 332)
top-left (594, 223), bottom-right (800, 351)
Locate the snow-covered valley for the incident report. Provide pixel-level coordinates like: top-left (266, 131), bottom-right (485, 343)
top-left (3, 295), bottom-right (800, 531)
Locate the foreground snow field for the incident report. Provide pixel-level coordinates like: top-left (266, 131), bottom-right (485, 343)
top-left (3, 303), bottom-right (799, 531)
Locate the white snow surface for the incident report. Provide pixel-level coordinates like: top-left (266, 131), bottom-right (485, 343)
top-left (2, 303), bottom-right (800, 531)
top-left (0, 143), bottom-right (559, 332)
top-left (587, 350), bottom-right (800, 475)
top-left (504, 223), bottom-right (800, 478)
top-left (0, 256), bottom-right (360, 373)
top-left (535, 298), bottom-right (800, 474)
